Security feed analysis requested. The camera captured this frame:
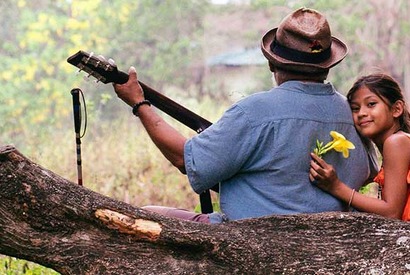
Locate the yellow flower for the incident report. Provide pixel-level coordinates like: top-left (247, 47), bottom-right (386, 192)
top-left (313, 131), bottom-right (355, 158)
top-left (328, 131), bottom-right (355, 158)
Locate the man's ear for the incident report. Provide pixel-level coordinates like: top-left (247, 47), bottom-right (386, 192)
top-left (392, 100), bottom-right (405, 118)
top-left (268, 62), bottom-right (276, 73)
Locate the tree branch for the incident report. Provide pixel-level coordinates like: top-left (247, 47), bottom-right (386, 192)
top-left (0, 145), bottom-right (409, 274)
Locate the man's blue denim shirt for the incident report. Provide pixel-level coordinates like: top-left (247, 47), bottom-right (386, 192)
top-left (184, 81), bottom-right (374, 222)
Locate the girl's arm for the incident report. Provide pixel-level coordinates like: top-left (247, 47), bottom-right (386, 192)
top-left (309, 135), bottom-right (409, 219)
top-left (378, 134), bottom-right (409, 218)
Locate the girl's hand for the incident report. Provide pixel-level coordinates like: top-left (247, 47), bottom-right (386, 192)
top-left (309, 153), bottom-right (340, 193)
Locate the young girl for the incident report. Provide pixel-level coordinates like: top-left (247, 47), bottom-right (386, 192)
top-left (309, 73), bottom-right (410, 221)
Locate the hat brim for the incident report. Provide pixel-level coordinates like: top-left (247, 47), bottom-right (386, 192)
top-left (261, 28), bottom-right (348, 73)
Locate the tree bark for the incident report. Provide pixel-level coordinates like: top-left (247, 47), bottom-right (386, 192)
top-left (0, 145), bottom-right (409, 275)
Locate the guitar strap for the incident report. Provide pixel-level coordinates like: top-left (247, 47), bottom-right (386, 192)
top-left (200, 190), bottom-right (213, 214)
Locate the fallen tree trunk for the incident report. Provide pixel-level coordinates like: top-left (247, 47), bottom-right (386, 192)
top-left (0, 145), bottom-right (409, 274)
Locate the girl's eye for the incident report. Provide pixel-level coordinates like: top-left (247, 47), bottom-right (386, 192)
top-left (350, 106), bottom-right (359, 112)
top-left (368, 102), bottom-right (377, 107)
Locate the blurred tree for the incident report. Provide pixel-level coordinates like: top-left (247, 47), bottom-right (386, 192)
top-left (2, 0), bottom-right (409, 137)
top-left (0, 0), bottom-right (209, 137)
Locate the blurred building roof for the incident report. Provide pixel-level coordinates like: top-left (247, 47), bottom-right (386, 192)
top-left (207, 47), bottom-right (266, 67)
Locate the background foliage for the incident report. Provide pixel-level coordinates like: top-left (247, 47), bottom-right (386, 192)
top-left (0, 0), bottom-right (409, 273)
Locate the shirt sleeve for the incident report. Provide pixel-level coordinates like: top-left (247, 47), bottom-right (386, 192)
top-left (184, 104), bottom-right (256, 193)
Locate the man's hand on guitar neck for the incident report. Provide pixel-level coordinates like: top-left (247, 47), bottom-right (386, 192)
top-left (113, 66), bottom-right (145, 107)
top-left (113, 66), bottom-right (187, 174)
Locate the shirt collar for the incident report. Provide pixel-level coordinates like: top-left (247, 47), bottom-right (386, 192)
top-left (279, 80), bottom-right (336, 95)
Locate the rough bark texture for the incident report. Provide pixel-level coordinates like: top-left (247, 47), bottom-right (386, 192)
top-left (0, 145), bottom-right (409, 274)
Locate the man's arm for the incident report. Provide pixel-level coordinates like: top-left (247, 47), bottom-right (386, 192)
top-left (113, 67), bottom-right (187, 174)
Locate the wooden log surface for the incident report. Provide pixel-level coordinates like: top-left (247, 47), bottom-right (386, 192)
top-left (0, 145), bottom-right (409, 274)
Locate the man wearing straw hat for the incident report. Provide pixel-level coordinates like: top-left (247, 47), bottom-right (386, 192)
top-left (113, 8), bottom-right (376, 223)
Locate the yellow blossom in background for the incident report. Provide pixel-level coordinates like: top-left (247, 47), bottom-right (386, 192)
top-left (313, 131), bottom-right (355, 158)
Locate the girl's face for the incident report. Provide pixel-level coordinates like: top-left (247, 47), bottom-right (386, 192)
top-left (349, 86), bottom-right (400, 143)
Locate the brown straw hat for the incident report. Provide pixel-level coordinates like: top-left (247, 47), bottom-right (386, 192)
top-left (261, 8), bottom-right (348, 73)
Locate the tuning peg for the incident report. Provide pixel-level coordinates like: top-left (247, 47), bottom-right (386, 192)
top-left (93, 55), bottom-right (105, 67)
top-left (102, 58), bottom-right (116, 71)
top-left (85, 52), bottom-right (94, 63)
top-left (108, 58), bottom-right (116, 65)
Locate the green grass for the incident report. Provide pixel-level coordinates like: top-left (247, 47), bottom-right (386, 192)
top-left (0, 256), bottom-right (59, 275)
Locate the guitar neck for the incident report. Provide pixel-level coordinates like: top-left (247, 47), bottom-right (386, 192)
top-left (115, 70), bottom-right (212, 133)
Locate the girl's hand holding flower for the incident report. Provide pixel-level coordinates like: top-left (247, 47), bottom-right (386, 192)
top-left (309, 153), bottom-right (343, 193)
top-left (310, 131), bottom-right (355, 193)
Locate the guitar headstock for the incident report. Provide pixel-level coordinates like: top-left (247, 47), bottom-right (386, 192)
top-left (67, 50), bottom-right (128, 84)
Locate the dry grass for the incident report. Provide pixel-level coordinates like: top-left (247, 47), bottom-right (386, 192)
top-left (2, 95), bottom-right (227, 211)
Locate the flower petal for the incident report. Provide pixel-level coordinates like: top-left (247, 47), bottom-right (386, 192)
top-left (330, 131), bottom-right (345, 141)
top-left (342, 149), bottom-right (349, 158)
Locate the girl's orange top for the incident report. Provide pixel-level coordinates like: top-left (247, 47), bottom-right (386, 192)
top-left (373, 166), bottom-right (410, 221)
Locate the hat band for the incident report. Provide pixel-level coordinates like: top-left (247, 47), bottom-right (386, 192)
top-left (270, 40), bottom-right (331, 64)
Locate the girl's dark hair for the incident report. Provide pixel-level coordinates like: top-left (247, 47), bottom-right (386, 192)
top-left (347, 73), bottom-right (410, 133)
